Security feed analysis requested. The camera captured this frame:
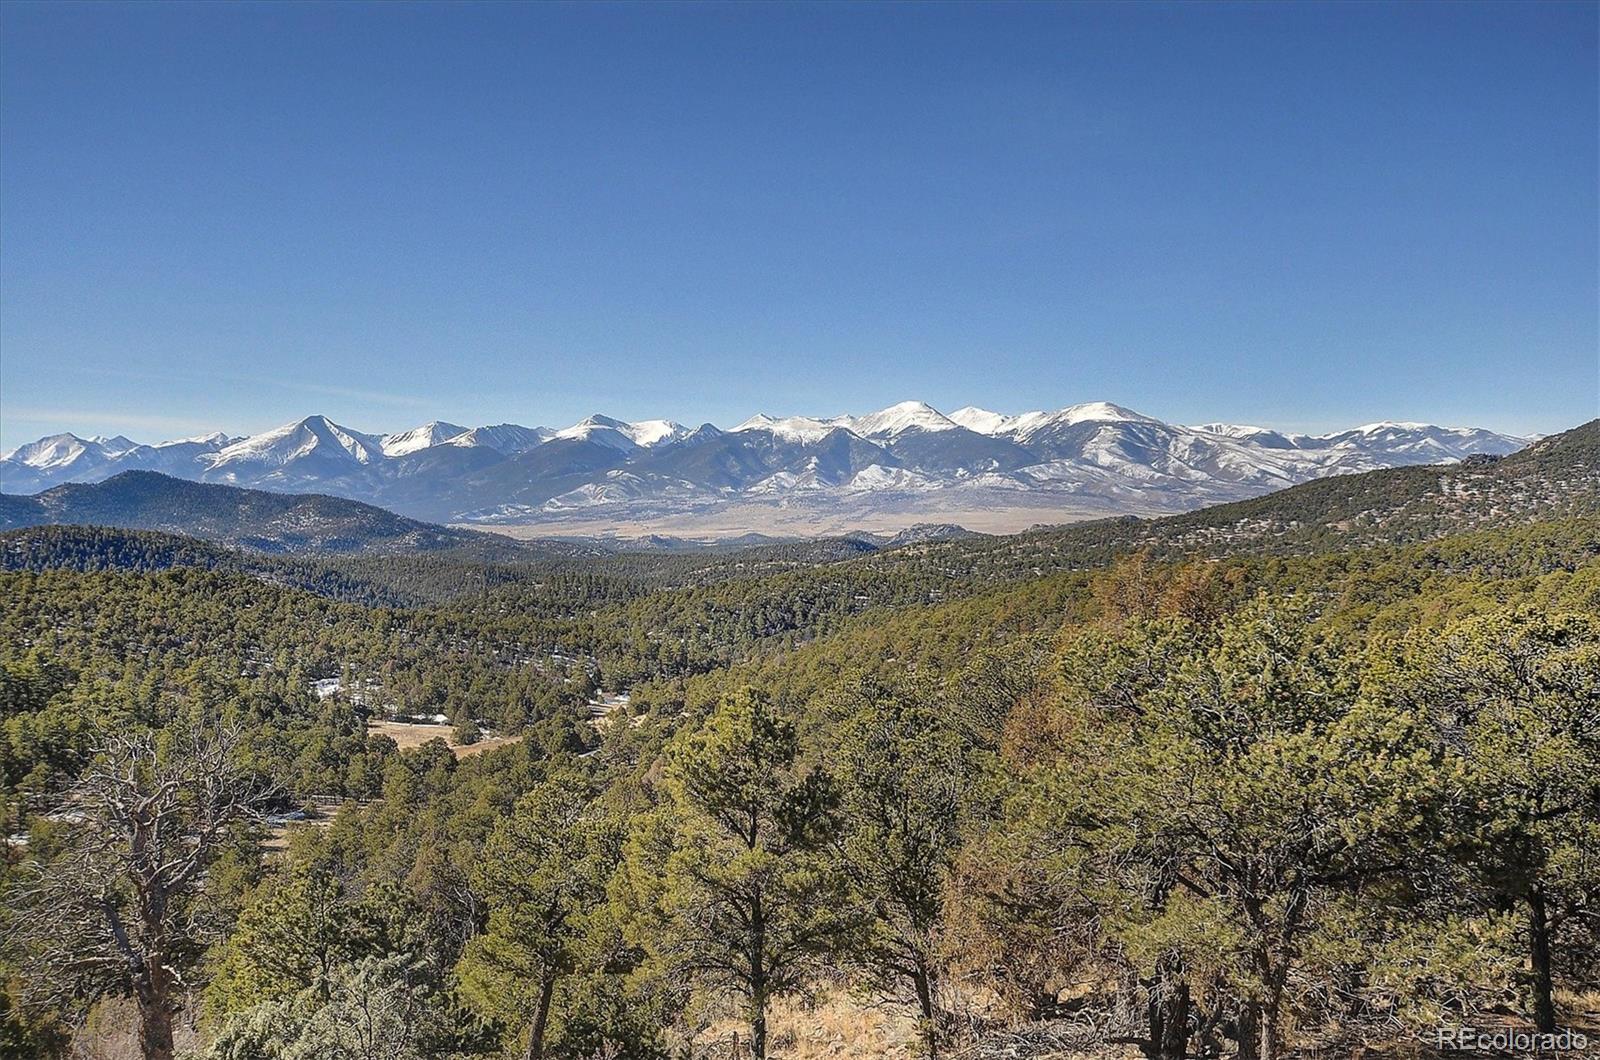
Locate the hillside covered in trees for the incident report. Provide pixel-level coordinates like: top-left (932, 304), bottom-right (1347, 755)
top-left (0, 471), bottom-right (565, 558)
top-left (1, 422), bottom-right (1598, 1060)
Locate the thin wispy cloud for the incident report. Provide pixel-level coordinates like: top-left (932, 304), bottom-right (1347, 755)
top-left (272, 380), bottom-right (430, 408)
top-left (25, 364), bottom-right (431, 410)
top-left (3, 407), bottom-right (222, 437)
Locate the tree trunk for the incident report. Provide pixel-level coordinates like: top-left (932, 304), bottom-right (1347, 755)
top-left (913, 963), bottom-right (934, 1022)
top-left (1234, 1002), bottom-right (1261, 1060)
top-left (135, 986), bottom-right (174, 1060)
top-left (913, 962), bottom-right (938, 1057)
top-left (1528, 885), bottom-right (1557, 1033)
top-left (1260, 967), bottom-right (1288, 1060)
top-left (1156, 981), bottom-right (1190, 1060)
top-left (1262, 999), bottom-right (1281, 1060)
top-left (751, 1001), bottom-right (767, 1060)
top-left (1145, 956), bottom-right (1189, 1060)
top-left (524, 972), bottom-right (557, 1060)
top-left (1192, 1004), bottom-right (1224, 1060)
top-left (750, 889), bottom-right (768, 1060)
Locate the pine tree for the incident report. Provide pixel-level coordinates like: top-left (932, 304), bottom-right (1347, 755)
top-left (1401, 609), bottom-right (1600, 1032)
top-left (618, 690), bottom-right (855, 1060)
top-left (457, 779), bottom-right (621, 1060)
top-left (833, 676), bottom-right (974, 1053)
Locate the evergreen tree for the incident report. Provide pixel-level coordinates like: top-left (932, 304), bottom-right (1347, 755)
top-left (1401, 608), bottom-right (1600, 1032)
top-left (1011, 606), bottom-right (1445, 1060)
top-left (206, 866), bottom-right (395, 1017)
top-left (456, 780), bottom-right (622, 1060)
top-left (618, 690), bottom-right (855, 1060)
top-left (833, 676), bottom-right (975, 1052)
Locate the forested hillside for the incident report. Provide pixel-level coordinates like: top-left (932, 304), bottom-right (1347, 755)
top-left (0, 471), bottom-right (557, 557)
top-left (2, 430), bottom-right (1598, 1060)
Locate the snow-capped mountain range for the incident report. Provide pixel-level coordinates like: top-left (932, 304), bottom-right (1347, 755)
top-left (1, 401), bottom-right (1528, 533)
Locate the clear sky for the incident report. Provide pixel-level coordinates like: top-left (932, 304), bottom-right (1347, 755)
top-left (1, 1), bottom-right (1595, 450)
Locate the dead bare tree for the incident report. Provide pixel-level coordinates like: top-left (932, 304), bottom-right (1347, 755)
top-left (9, 723), bottom-right (271, 1060)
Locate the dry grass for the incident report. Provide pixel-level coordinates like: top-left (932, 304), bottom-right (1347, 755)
top-left (695, 991), bottom-right (923, 1059)
top-left (367, 719), bottom-right (519, 758)
top-left (1562, 987), bottom-right (1600, 1024)
top-left (683, 989), bottom-right (1600, 1060)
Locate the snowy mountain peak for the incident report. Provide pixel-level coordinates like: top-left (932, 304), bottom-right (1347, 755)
top-left (1188, 423), bottom-right (1305, 450)
top-left (733, 414), bottom-right (852, 444)
top-left (3, 404), bottom-right (1534, 528)
top-left (553, 415), bottom-right (634, 449)
top-left (1351, 421), bottom-right (1434, 434)
top-left (626, 419), bottom-right (693, 448)
top-left (4, 432), bottom-right (149, 468)
top-left (1191, 423), bottom-right (1276, 437)
top-left (380, 421), bottom-right (469, 457)
top-left (553, 415), bottom-right (691, 450)
top-left (158, 431), bottom-right (233, 448)
top-left (849, 401), bottom-right (959, 438)
top-left (211, 415), bottom-right (384, 468)
top-left (567, 413), bottom-right (628, 431)
top-left (999, 401), bottom-right (1161, 443)
top-left (447, 424), bottom-right (552, 454)
top-left (1054, 401), bottom-right (1158, 425)
top-left (88, 435), bottom-right (139, 454)
top-left (4, 433), bottom-right (93, 468)
top-left (948, 407), bottom-right (1014, 435)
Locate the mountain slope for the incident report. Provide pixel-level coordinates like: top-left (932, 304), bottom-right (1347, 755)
top-left (847, 400), bottom-right (959, 438)
top-left (891, 419), bottom-right (1600, 576)
top-left (2, 402), bottom-right (1532, 534)
top-left (1, 425), bottom-right (1589, 624)
top-left (381, 421), bottom-right (469, 457)
top-left (881, 425), bottom-right (1037, 474)
top-left (0, 471), bottom-right (518, 555)
top-left (1, 432), bottom-right (246, 493)
top-left (447, 423), bottom-right (552, 454)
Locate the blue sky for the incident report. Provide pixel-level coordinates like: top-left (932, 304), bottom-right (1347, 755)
top-left (1, 1), bottom-right (1595, 450)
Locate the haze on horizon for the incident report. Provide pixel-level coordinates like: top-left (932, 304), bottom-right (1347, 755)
top-left (2, 1), bottom-right (1596, 451)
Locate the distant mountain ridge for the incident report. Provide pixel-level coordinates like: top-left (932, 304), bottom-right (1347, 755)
top-left (2, 401), bottom-right (1530, 532)
top-left (902, 417), bottom-right (1600, 574)
top-left (5, 423), bottom-right (1590, 593)
top-left (0, 471), bottom-right (526, 555)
